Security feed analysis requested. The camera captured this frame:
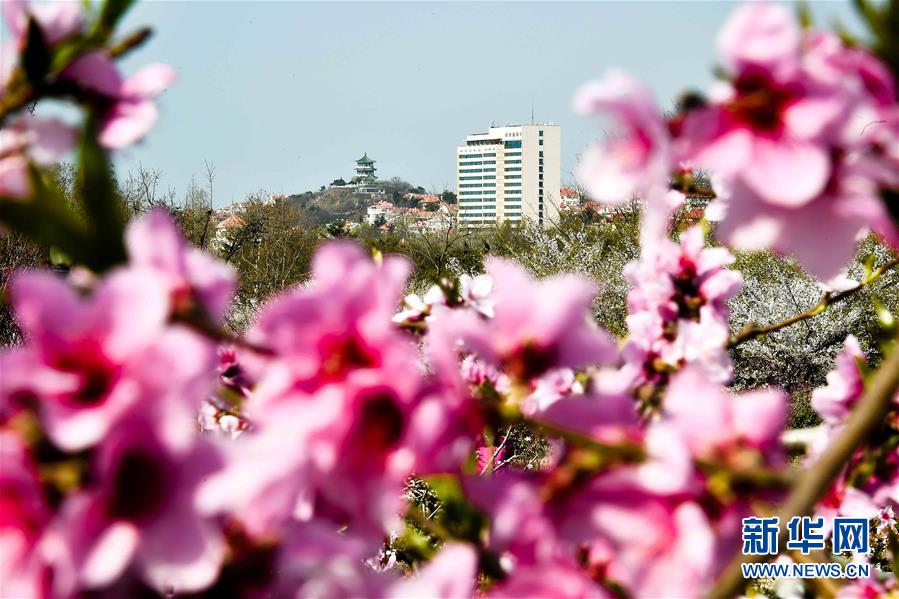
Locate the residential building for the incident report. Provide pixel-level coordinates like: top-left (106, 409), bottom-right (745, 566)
top-left (456, 124), bottom-right (560, 226)
top-left (366, 200), bottom-right (393, 225)
top-left (366, 200), bottom-right (456, 230)
top-left (560, 186), bottom-right (581, 209)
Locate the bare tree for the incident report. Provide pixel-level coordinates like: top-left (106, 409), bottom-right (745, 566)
top-left (122, 163), bottom-right (176, 213)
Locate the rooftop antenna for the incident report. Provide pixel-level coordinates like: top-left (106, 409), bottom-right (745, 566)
top-left (531, 98), bottom-right (534, 125)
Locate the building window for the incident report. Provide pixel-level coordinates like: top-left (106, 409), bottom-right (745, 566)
top-left (539, 129), bottom-right (543, 136)
top-left (539, 151), bottom-right (543, 157)
top-left (504, 140), bottom-right (522, 149)
top-left (539, 139), bottom-right (543, 145)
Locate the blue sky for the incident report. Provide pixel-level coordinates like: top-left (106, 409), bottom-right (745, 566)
top-left (100, 1), bottom-right (865, 206)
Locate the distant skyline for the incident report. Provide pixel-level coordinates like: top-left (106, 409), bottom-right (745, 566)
top-left (39, 2), bottom-right (867, 206)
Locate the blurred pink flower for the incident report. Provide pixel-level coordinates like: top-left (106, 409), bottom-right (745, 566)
top-left (715, 144), bottom-right (896, 280)
top-left (684, 7), bottom-right (899, 279)
top-left (716, 3), bottom-right (800, 81)
top-left (836, 576), bottom-right (897, 599)
top-left (2, 0), bottom-right (83, 48)
top-left (61, 51), bottom-right (175, 149)
top-left (555, 476), bottom-right (716, 597)
top-left (812, 335), bottom-right (866, 426)
top-left (430, 258), bottom-right (616, 383)
top-left (574, 70), bottom-right (671, 204)
top-left (662, 366), bottom-right (788, 465)
top-left (0, 268), bottom-right (217, 450)
top-left (0, 117), bottom-right (77, 198)
top-left (459, 272), bottom-right (495, 318)
top-left (681, 3), bottom-right (838, 208)
top-left (523, 369), bottom-right (640, 446)
top-left (0, 431), bottom-right (50, 598)
top-left (260, 520), bottom-right (393, 597)
top-left (465, 474), bottom-right (574, 571)
top-left (389, 542), bottom-right (477, 599)
top-left (460, 354), bottom-right (510, 393)
top-left (126, 209), bottom-right (236, 323)
top-left (57, 415), bottom-right (224, 593)
top-left (246, 241), bottom-right (414, 390)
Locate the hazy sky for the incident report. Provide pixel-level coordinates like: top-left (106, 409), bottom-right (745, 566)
top-left (94, 1), bottom-right (865, 205)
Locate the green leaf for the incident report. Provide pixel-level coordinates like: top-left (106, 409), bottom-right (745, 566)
top-left (96, 0), bottom-right (138, 34)
top-left (423, 475), bottom-right (486, 544)
top-left (50, 38), bottom-right (93, 74)
top-left (49, 246), bottom-right (73, 268)
top-left (0, 169), bottom-right (94, 266)
top-left (797, 1), bottom-right (813, 29)
top-left (77, 115), bottom-right (127, 270)
top-left (22, 18), bottom-right (51, 84)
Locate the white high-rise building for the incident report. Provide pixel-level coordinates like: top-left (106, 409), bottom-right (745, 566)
top-left (456, 124), bottom-right (560, 226)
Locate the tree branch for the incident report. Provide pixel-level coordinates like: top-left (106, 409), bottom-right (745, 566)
top-left (728, 258), bottom-right (899, 349)
top-left (707, 329), bottom-right (899, 599)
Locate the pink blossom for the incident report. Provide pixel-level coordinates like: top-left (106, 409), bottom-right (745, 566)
top-left (202, 244), bottom-right (439, 539)
top-left (0, 268), bottom-right (217, 450)
top-left (682, 7), bottom-right (899, 279)
top-left (716, 2), bottom-right (800, 81)
top-left (246, 241), bottom-right (414, 390)
top-left (662, 366), bottom-right (788, 465)
top-left (459, 272), bottom-right (495, 318)
top-left (554, 476), bottom-right (717, 597)
top-left (57, 415), bottom-right (224, 593)
top-left (811, 335), bottom-right (865, 426)
top-left (623, 225), bottom-right (741, 386)
top-left (0, 41), bottom-right (14, 98)
top-left (389, 542), bottom-right (477, 599)
top-left (574, 70), bottom-right (672, 203)
top-left (459, 354), bottom-right (510, 393)
top-left (430, 258), bottom-right (616, 383)
top-left (392, 285), bottom-right (446, 326)
top-left (125, 209), bottom-right (236, 323)
top-left (247, 520), bottom-right (392, 598)
top-left (0, 117), bottom-right (77, 198)
top-left (464, 474), bottom-right (574, 572)
top-left (61, 51), bottom-right (175, 149)
top-left (488, 559), bottom-right (610, 598)
top-left (715, 147), bottom-right (896, 280)
top-left (523, 369), bottom-right (640, 446)
top-left (836, 577), bottom-right (897, 599)
top-left (203, 369), bottom-right (422, 542)
top-left (216, 345), bottom-right (254, 399)
top-left (2, 0), bottom-right (83, 48)
top-left (0, 431), bottom-right (50, 598)
top-left (681, 4), bottom-right (839, 208)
